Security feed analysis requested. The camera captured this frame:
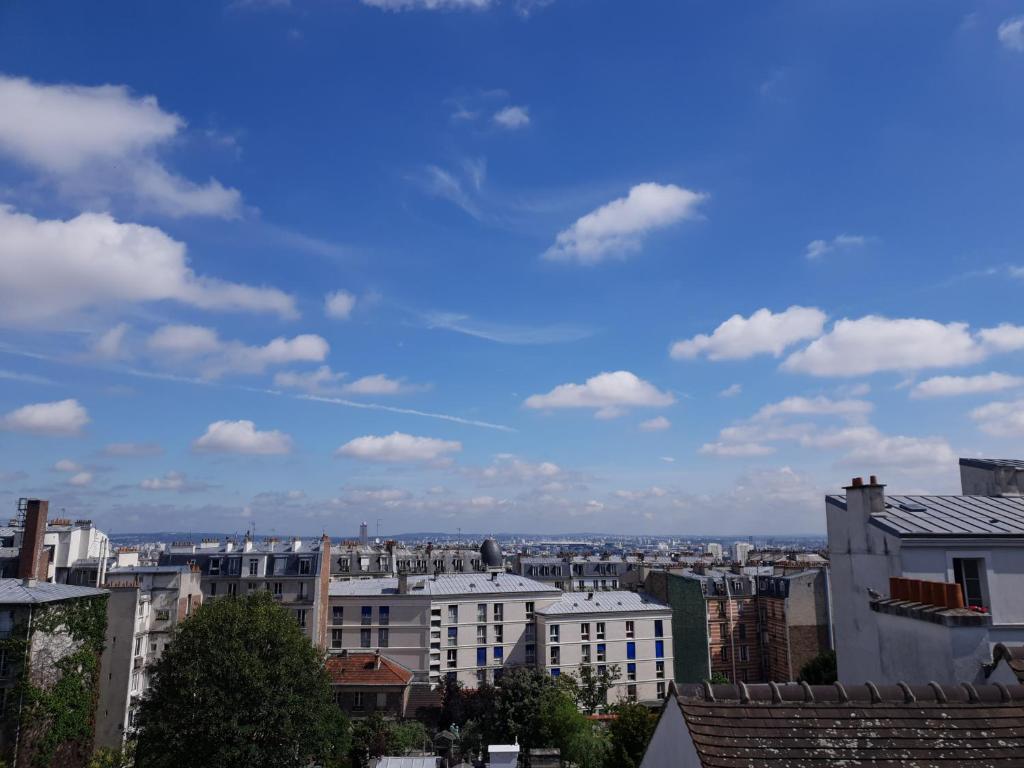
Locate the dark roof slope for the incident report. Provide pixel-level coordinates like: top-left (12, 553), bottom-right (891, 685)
top-left (960, 457), bottom-right (1024, 470)
top-left (826, 493), bottom-right (1024, 537)
top-left (993, 644), bottom-right (1024, 683)
top-left (673, 681), bottom-right (1024, 767)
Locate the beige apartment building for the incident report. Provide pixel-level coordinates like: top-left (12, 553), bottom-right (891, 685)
top-left (534, 591), bottom-right (672, 703)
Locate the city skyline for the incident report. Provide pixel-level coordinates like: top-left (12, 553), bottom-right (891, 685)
top-left (2, 1), bottom-right (1024, 535)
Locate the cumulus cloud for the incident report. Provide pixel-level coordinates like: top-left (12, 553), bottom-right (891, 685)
top-left (335, 432), bottom-right (462, 464)
top-left (0, 74), bottom-right (241, 217)
top-left (1, 399), bottom-right (89, 436)
top-left (699, 441), bottom-right (776, 457)
top-left (911, 372), bottom-right (1024, 398)
top-left (782, 316), bottom-right (1024, 377)
top-left (998, 16), bottom-right (1024, 51)
top-left (273, 366), bottom-right (418, 396)
top-left (0, 207), bottom-right (296, 327)
top-left (493, 105), bottom-right (530, 129)
top-left (543, 183), bottom-right (706, 265)
top-left (147, 325), bottom-right (327, 378)
top-left (524, 370), bottom-right (674, 418)
top-left (91, 323), bottom-right (130, 360)
top-left (68, 471), bottom-right (94, 487)
top-left (804, 234), bottom-right (867, 260)
top-left (324, 290), bottom-right (356, 319)
top-left (102, 442), bottom-right (164, 457)
top-left (720, 383), bottom-right (743, 397)
top-left (752, 395), bottom-right (872, 421)
top-left (192, 420), bottom-right (293, 455)
top-left (53, 459), bottom-right (82, 473)
top-left (970, 399), bottom-right (1024, 437)
top-left (639, 416), bottom-right (671, 432)
top-left (671, 306), bottom-right (826, 361)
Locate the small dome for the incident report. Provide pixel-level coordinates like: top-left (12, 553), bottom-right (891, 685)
top-left (480, 538), bottom-right (503, 569)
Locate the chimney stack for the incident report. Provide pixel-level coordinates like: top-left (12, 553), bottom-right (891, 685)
top-left (374, 649), bottom-right (382, 670)
top-left (843, 475), bottom-right (886, 552)
top-left (18, 499), bottom-right (49, 583)
top-left (398, 572), bottom-right (408, 594)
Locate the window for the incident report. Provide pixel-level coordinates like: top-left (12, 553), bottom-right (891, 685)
top-left (717, 601), bottom-right (726, 617)
top-left (209, 582), bottom-right (217, 597)
top-left (596, 644), bottom-right (606, 663)
top-left (247, 582), bottom-right (258, 592)
top-left (526, 602), bottom-right (535, 620)
top-left (360, 629), bottom-right (371, 648)
top-left (656, 661), bottom-right (665, 679)
top-left (654, 619), bottom-right (663, 638)
top-left (627, 662), bottom-right (636, 681)
top-left (353, 691), bottom-right (364, 710)
top-left (332, 606), bottom-right (344, 624)
top-left (376, 692), bottom-right (387, 709)
top-left (477, 669), bottom-right (487, 685)
top-left (739, 645), bottom-right (748, 662)
top-left (626, 620), bottom-right (634, 639)
top-left (953, 558), bottom-right (986, 608)
top-left (379, 606), bottom-right (390, 626)
top-left (361, 606), bottom-right (372, 625)
top-left (477, 647), bottom-right (487, 667)
top-left (378, 628), bottom-right (389, 648)
top-left (448, 605), bottom-right (459, 623)
top-left (655, 640), bottom-right (664, 658)
top-left (494, 646), bottom-right (504, 663)
top-left (738, 623), bottom-right (746, 640)
top-left (477, 625), bottom-right (487, 643)
top-left (581, 622), bottom-right (590, 640)
top-left (248, 559), bottom-right (259, 576)
top-left (228, 557), bottom-right (240, 575)
top-left (550, 646), bottom-right (560, 665)
top-left (582, 644), bottom-right (591, 663)
top-left (134, 637), bottom-right (143, 656)
top-left (577, 580), bottom-right (585, 591)
top-left (299, 558), bottom-right (312, 575)
top-left (550, 668), bottom-right (560, 677)
top-left (477, 603), bottom-right (487, 623)
top-left (273, 582), bottom-right (283, 596)
top-left (525, 624), bottom-right (536, 641)
top-left (296, 609), bottom-right (307, 628)
top-left (209, 557), bottom-right (221, 575)
top-left (549, 624), bottom-right (560, 643)
top-left (657, 681), bottom-right (666, 699)
top-left (626, 641), bottom-right (636, 660)
top-left (447, 649), bottom-right (457, 669)
top-left (448, 626), bottom-right (458, 646)
top-left (627, 684), bottom-right (637, 701)
top-left (596, 622), bottom-right (605, 640)
top-left (720, 646), bottom-right (729, 662)
top-left (526, 644), bottom-right (536, 664)
top-left (297, 583), bottom-right (306, 600)
top-left (494, 624), bottom-right (503, 643)
top-left (493, 603), bottom-right (503, 621)
top-left (227, 583), bottom-right (237, 596)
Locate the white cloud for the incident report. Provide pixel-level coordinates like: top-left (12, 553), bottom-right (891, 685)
top-left (998, 16), bottom-right (1024, 51)
top-left (781, 316), bottom-right (1024, 377)
top-left (1, 399), bottom-right (89, 436)
top-left (840, 431), bottom-right (957, 472)
top-left (524, 371), bottom-right (674, 418)
top-left (699, 441), bottom-right (775, 457)
top-left (273, 366), bottom-right (416, 396)
top-left (543, 183), bottom-right (706, 265)
top-left (192, 420), bottom-right (293, 455)
top-left (753, 395), bottom-right (872, 421)
top-left (92, 323), bottom-right (130, 360)
top-left (141, 471), bottom-right (186, 491)
top-left (0, 207), bottom-right (296, 327)
top-left (54, 459), bottom-right (81, 473)
top-left (478, 455), bottom-right (561, 484)
top-left (68, 471), bottom-right (93, 487)
top-left (103, 442), bottom-right (163, 457)
top-left (719, 383), bottom-right (742, 397)
top-left (335, 432), bottom-right (462, 463)
top-left (639, 416), bottom-right (671, 432)
top-left (970, 399), bottom-right (1024, 437)
top-left (804, 233), bottom-right (867, 260)
top-left (911, 372), bottom-right (1024, 398)
top-left (671, 306), bottom-right (826, 361)
top-left (147, 325), bottom-right (327, 378)
top-left (325, 290), bottom-right (356, 320)
top-left (0, 74), bottom-right (241, 217)
top-left (344, 374), bottom-right (409, 396)
top-left (493, 105), bottom-right (530, 129)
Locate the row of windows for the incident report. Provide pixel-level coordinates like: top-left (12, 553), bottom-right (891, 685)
top-left (549, 619), bottom-right (663, 643)
top-left (444, 603), bottom-right (510, 623)
top-left (718, 645), bottom-right (751, 662)
top-left (331, 628), bottom-right (389, 648)
top-left (207, 556), bottom-right (313, 576)
top-left (209, 581), bottom-right (308, 599)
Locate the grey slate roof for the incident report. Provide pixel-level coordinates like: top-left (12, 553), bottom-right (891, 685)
top-left (0, 579), bottom-right (106, 604)
top-left (826, 493), bottom-right (1024, 537)
top-left (534, 590), bottom-right (670, 615)
top-left (329, 573), bottom-right (559, 597)
top-left (960, 457), bottom-right (1024, 470)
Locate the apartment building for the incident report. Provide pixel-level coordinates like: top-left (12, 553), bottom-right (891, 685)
top-left (159, 533), bottom-right (331, 646)
top-left (534, 591), bottom-right (672, 703)
top-left (95, 564), bottom-right (202, 750)
top-left (328, 571), bottom-right (559, 686)
top-left (827, 462), bottom-right (1024, 684)
top-left (516, 555), bottom-right (626, 592)
top-left (326, 650), bottom-right (415, 719)
top-left (0, 499), bottom-right (110, 584)
top-left (332, 543), bottom-right (491, 580)
top-left (756, 569), bottom-right (831, 682)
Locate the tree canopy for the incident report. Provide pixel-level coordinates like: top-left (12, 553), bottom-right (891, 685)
top-left (798, 650), bottom-right (837, 685)
top-left (133, 591), bottom-right (349, 768)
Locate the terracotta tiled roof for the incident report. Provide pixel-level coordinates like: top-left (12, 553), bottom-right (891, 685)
top-left (673, 681), bottom-right (1024, 767)
top-left (326, 653), bottom-right (413, 686)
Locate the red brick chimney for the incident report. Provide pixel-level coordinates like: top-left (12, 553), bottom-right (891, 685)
top-left (18, 499), bottom-right (49, 582)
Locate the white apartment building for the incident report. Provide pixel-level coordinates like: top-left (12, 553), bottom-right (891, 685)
top-left (731, 542), bottom-right (753, 565)
top-left (534, 591), bottom-right (673, 703)
top-left (328, 572), bottom-right (560, 686)
top-left (96, 564), bottom-right (203, 749)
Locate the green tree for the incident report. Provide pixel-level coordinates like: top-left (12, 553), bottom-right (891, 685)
top-left (87, 743), bottom-right (134, 768)
top-left (568, 664), bottom-right (621, 714)
top-left (798, 651), bottom-right (837, 685)
top-left (134, 591), bottom-right (349, 768)
top-left (349, 714), bottom-right (432, 768)
top-left (709, 672), bottom-right (730, 684)
top-left (536, 686), bottom-right (607, 768)
top-left (607, 703), bottom-right (656, 768)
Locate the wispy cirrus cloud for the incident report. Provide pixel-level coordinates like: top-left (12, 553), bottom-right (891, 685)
top-left (423, 311), bottom-right (592, 345)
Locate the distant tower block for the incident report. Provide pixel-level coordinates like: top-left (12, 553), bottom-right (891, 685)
top-left (359, 521), bottom-right (368, 546)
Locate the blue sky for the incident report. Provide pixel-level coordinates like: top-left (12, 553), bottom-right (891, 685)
top-left (1, 0), bottom-right (1023, 536)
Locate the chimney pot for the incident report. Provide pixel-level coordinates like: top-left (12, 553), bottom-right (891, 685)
top-left (851, 477), bottom-right (863, 487)
top-left (869, 475), bottom-right (878, 485)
